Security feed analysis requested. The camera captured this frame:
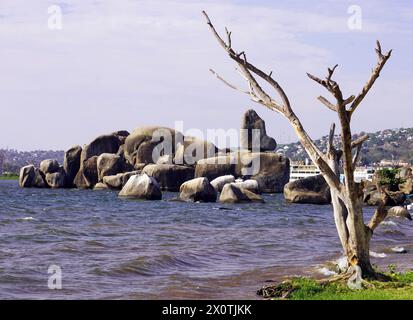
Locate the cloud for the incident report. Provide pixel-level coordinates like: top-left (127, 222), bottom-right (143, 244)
top-left (0, 0), bottom-right (411, 150)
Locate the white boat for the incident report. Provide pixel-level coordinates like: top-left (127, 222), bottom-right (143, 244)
top-left (354, 167), bottom-right (375, 183)
top-left (289, 163), bottom-right (320, 182)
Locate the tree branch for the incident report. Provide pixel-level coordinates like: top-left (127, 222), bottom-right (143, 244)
top-left (352, 144), bottom-right (362, 166)
top-left (351, 134), bottom-right (369, 149)
top-left (327, 123), bottom-right (336, 155)
top-left (203, 10), bottom-right (342, 191)
top-left (352, 134), bottom-right (369, 166)
top-left (209, 69), bottom-right (249, 94)
top-left (349, 41), bottom-right (392, 116)
top-left (367, 186), bottom-right (389, 231)
top-left (343, 95), bottom-right (355, 106)
top-left (318, 96), bottom-right (336, 112)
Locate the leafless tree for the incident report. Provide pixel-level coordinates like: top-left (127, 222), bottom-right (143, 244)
top-left (203, 11), bottom-right (392, 278)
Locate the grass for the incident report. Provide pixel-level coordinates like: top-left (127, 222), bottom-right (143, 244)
top-left (0, 174), bottom-right (19, 180)
top-left (261, 271), bottom-right (413, 300)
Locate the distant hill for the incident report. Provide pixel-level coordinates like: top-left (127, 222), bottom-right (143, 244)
top-left (278, 127), bottom-right (413, 165)
top-left (1, 127), bottom-right (412, 174)
top-left (0, 149), bottom-right (64, 174)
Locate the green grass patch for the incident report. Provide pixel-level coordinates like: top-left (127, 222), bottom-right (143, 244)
top-left (0, 174), bottom-right (19, 180)
top-left (260, 271), bottom-right (413, 300)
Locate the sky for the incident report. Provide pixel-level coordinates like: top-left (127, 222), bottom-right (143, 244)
top-left (0, 0), bottom-right (412, 151)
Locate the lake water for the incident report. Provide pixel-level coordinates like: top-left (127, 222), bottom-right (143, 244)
top-left (0, 180), bottom-right (412, 299)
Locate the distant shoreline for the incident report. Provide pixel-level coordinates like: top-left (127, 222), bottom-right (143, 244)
top-left (0, 174), bottom-right (19, 180)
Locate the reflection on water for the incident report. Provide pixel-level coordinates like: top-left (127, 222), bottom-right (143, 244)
top-left (0, 180), bottom-right (411, 299)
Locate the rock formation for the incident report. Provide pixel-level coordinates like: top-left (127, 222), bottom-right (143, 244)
top-left (119, 174), bottom-right (162, 200)
top-left (240, 109), bottom-right (277, 152)
top-left (219, 183), bottom-right (264, 203)
top-left (210, 175), bottom-right (236, 192)
top-left (284, 175), bottom-right (331, 204)
top-left (124, 126), bottom-right (183, 167)
top-left (96, 153), bottom-right (123, 182)
top-left (63, 146), bottom-right (82, 187)
top-left (178, 177), bottom-right (217, 202)
top-left (141, 164), bottom-right (194, 192)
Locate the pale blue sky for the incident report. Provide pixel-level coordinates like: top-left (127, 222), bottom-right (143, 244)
top-left (0, 0), bottom-right (412, 150)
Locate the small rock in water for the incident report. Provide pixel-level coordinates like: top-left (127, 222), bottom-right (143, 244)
top-left (391, 247), bottom-right (408, 254)
top-left (335, 256), bottom-right (348, 273)
top-left (370, 251), bottom-right (387, 258)
top-left (318, 267), bottom-right (337, 276)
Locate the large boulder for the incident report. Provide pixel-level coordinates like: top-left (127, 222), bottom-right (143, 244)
top-left (387, 206), bottom-right (412, 220)
top-left (232, 179), bottom-right (260, 194)
top-left (119, 174), bottom-right (162, 200)
top-left (219, 183), bottom-right (264, 203)
top-left (103, 171), bottom-right (140, 190)
top-left (45, 171), bottom-right (66, 189)
top-left (363, 185), bottom-right (406, 206)
top-left (210, 175), bottom-right (236, 192)
top-left (63, 145), bottom-right (82, 187)
top-left (96, 153), bottom-right (123, 181)
top-left (240, 152), bottom-right (290, 193)
top-left (81, 133), bottom-right (122, 162)
top-left (174, 136), bottom-right (217, 166)
top-left (178, 177), bottom-right (217, 202)
top-left (94, 182), bottom-right (109, 190)
top-left (284, 175), bottom-right (331, 204)
top-left (73, 156), bottom-right (98, 189)
top-left (141, 164), bottom-right (194, 191)
top-left (195, 152), bottom-right (289, 193)
top-left (124, 126), bottom-right (183, 167)
top-left (240, 109), bottom-right (277, 152)
top-left (19, 165), bottom-right (36, 188)
top-left (33, 169), bottom-right (47, 188)
top-left (19, 165), bottom-right (47, 188)
top-left (195, 154), bottom-right (239, 181)
top-left (112, 130), bottom-right (130, 145)
top-left (39, 159), bottom-right (60, 175)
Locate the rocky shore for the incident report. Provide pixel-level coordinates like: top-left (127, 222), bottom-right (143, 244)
top-left (18, 109), bottom-right (413, 212)
top-left (18, 110), bottom-right (290, 204)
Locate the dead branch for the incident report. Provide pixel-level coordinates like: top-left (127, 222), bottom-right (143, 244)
top-left (307, 65), bottom-right (344, 102)
top-left (318, 96), bottom-right (336, 112)
top-left (352, 143), bottom-right (363, 166)
top-left (348, 41), bottom-right (392, 116)
top-left (203, 10), bottom-right (343, 190)
top-left (351, 134), bottom-right (369, 149)
top-left (367, 185), bottom-right (389, 232)
top-left (209, 69), bottom-right (249, 94)
top-left (204, 11), bottom-right (393, 278)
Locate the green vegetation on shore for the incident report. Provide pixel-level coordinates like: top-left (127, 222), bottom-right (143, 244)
top-left (260, 271), bottom-right (413, 300)
top-left (0, 174), bottom-right (19, 180)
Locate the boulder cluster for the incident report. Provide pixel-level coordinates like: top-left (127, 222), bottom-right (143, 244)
top-left (19, 110), bottom-right (290, 203)
top-left (283, 169), bottom-right (413, 206)
top-left (362, 167), bottom-right (413, 207)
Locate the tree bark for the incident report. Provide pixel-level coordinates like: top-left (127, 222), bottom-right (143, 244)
top-left (203, 11), bottom-right (391, 279)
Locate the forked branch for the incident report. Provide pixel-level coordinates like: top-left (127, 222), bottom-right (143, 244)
top-left (367, 185), bottom-right (389, 232)
top-left (348, 41), bottom-right (392, 116)
top-left (203, 10), bottom-right (341, 191)
top-left (307, 65), bottom-right (344, 102)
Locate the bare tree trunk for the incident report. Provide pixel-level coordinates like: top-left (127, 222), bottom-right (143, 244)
top-left (203, 11), bottom-right (392, 279)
